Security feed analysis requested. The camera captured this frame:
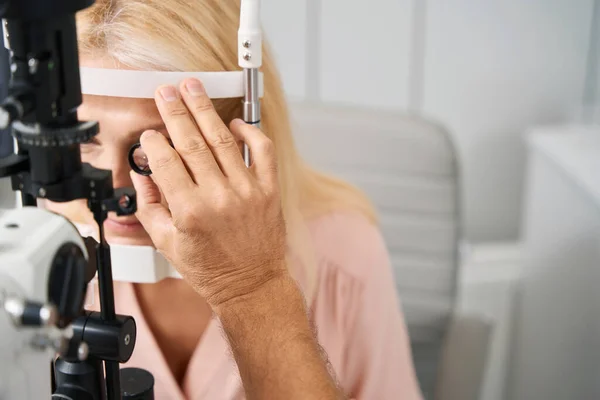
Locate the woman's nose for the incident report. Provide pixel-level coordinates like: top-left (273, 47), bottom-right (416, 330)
top-left (94, 149), bottom-right (134, 189)
top-left (112, 156), bottom-right (134, 189)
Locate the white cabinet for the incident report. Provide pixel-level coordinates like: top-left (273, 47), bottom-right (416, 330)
top-left (509, 127), bottom-right (600, 400)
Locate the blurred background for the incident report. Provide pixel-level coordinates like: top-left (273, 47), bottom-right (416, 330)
top-left (259, 1), bottom-right (600, 399)
top-left (1, 1), bottom-right (599, 399)
top-left (263, 0), bottom-right (592, 243)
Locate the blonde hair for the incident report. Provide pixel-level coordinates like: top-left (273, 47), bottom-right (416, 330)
top-left (76, 0), bottom-right (376, 294)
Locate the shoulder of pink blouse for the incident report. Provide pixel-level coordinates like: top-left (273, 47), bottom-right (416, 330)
top-left (306, 212), bottom-right (391, 280)
top-left (306, 212), bottom-right (424, 400)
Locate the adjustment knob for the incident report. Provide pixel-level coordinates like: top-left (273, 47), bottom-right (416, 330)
top-left (121, 368), bottom-right (155, 400)
top-left (12, 120), bottom-right (99, 148)
top-left (4, 297), bottom-right (58, 327)
top-left (48, 243), bottom-right (89, 328)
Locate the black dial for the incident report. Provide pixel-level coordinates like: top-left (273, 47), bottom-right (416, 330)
top-left (12, 120), bottom-right (99, 148)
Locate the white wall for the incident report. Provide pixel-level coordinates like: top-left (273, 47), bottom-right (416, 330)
top-left (261, 0), bottom-right (308, 100)
top-left (421, 0), bottom-right (593, 241)
top-left (262, 0), bottom-right (594, 242)
top-left (458, 242), bottom-right (521, 400)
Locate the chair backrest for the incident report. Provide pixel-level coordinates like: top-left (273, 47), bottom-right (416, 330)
top-left (289, 103), bottom-right (461, 399)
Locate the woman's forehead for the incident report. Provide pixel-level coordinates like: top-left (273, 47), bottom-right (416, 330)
top-left (77, 57), bottom-right (171, 139)
top-left (79, 56), bottom-right (163, 124)
top-left (80, 94), bottom-right (163, 128)
top-left (82, 94), bottom-right (157, 112)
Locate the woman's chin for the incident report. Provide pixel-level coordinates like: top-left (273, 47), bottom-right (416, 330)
top-left (106, 235), bottom-right (154, 247)
top-left (105, 230), bottom-right (154, 247)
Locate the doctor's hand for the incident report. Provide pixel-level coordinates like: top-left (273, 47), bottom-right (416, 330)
top-left (132, 78), bottom-right (347, 400)
top-left (130, 78), bottom-right (288, 310)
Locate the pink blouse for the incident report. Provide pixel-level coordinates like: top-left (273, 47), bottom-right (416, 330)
top-left (99, 212), bottom-right (423, 399)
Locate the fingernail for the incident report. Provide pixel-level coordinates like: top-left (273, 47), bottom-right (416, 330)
top-left (141, 130), bottom-right (153, 138)
top-left (140, 130), bottom-right (157, 142)
top-left (185, 79), bottom-right (205, 96)
top-left (159, 86), bottom-right (178, 102)
top-left (231, 118), bottom-right (246, 127)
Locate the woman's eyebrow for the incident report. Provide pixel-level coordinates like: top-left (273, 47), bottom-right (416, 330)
top-left (126, 122), bottom-right (168, 138)
top-left (136, 122), bottom-right (166, 134)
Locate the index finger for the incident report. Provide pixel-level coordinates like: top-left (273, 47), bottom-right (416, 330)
top-left (154, 84), bottom-right (222, 183)
top-left (139, 130), bottom-right (195, 207)
top-left (179, 79), bottom-right (247, 176)
top-left (130, 171), bottom-right (173, 250)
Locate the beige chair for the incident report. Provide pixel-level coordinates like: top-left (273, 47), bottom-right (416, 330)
top-left (290, 103), bottom-right (492, 400)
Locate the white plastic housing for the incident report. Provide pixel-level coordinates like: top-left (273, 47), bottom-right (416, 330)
top-left (79, 68), bottom-right (264, 99)
top-left (111, 244), bottom-right (181, 283)
top-left (2, 19), bottom-right (9, 50)
top-left (0, 207), bottom-right (87, 400)
top-left (238, 0), bottom-right (262, 69)
top-left (75, 223), bottom-right (181, 284)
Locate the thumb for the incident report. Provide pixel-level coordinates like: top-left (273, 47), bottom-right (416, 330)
top-left (130, 170), bottom-right (173, 247)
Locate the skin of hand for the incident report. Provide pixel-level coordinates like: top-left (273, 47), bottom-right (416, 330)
top-left (130, 77), bottom-right (288, 311)
top-left (132, 77), bottom-right (346, 400)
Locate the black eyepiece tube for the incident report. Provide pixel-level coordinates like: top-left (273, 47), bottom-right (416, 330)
top-left (1, 0), bottom-right (95, 20)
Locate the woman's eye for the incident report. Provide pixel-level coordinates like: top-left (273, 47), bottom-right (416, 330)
top-left (81, 136), bottom-right (100, 145)
top-left (80, 137), bottom-right (101, 153)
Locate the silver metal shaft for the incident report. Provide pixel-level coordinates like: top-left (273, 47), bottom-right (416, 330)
top-left (0, 107), bottom-right (10, 130)
top-left (242, 68), bottom-right (261, 167)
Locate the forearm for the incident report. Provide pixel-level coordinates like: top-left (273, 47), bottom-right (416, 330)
top-left (216, 270), bottom-right (346, 400)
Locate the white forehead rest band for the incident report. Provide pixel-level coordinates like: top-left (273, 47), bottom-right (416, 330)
top-left (79, 67), bottom-right (264, 99)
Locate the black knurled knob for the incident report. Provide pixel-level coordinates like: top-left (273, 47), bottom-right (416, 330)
top-left (12, 120), bottom-right (99, 147)
top-left (121, 368), bottom-right (155, 400)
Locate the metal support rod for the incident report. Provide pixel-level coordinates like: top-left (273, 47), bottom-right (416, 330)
top-left (242, 68), bottom-right (260, 167)
top-left (92, 205), bottom-right (120, 400)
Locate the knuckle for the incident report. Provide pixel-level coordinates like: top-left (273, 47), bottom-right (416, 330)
top-left (179, 138), bottom-right (210, 156)
top-left (256, 137), bottom-right (275, 157)
top-left (263, 188), bottom-right (278, 204)
top-left (209, 127), bottom-right (236, 148)
top-left (237, 181), bottom-right (256, 200)
top-left (191, 100), bottom-right (214, 114)
top-left (262, 181), bottom-right (281, 204)
top-left (154, 152), bottom-right (179, 170)
top-left (174, 205), bottom-right (199, 229)
top-left (173, 217), bottom-right (191, 233)
top-left (166, 105), bottom-right (190, 118)
top-left (211, 187), bottom-right (232, 211)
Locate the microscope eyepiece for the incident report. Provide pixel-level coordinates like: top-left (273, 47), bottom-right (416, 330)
top-left (128, 139), bottom-right (174, 176)
top-left (128, 143), bottom-right (151, 176)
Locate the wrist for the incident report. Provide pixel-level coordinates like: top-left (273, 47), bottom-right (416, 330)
top-left (197, 256), bottom-right (289, 310)
top-left (215, 266), bottom-right (345, 400)
top-left (214, 268), bottom-right (304, 319)
top-left (215, 269), bottom-right (315, 342)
